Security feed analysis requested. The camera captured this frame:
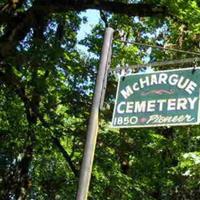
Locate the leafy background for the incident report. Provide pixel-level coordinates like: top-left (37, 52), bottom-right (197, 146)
top-left (0, 0), bottom-right (200, 199)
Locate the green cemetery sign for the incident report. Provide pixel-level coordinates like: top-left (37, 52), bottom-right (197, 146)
top-left (112, 68), bottom-right (200, 128)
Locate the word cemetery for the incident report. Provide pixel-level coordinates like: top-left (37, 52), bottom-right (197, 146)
top-left (112, 68), bottom-right (200, 128)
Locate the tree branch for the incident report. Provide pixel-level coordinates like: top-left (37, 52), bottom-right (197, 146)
top-left (52, 137), bottom-right (79, 177)
top-left (0, 0), bottom-right (168, 58)
top-left (0, 66), bottom-right (79, 177)
top-left (34, 1), bottom-right (168, 17)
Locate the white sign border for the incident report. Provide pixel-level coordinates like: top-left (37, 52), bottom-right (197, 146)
top-left (111, 67), bottom-right (200, 128)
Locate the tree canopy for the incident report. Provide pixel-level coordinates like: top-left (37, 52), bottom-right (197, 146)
top-left (0, 0), bottom-right (200, 199)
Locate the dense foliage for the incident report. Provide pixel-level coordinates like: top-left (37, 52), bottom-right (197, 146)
top-left (0, 0), bottom-right (200, 199)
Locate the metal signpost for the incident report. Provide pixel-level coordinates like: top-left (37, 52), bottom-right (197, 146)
top-left (112, 68), bottom-right (200, 128)
top-left (76, 27), bottom-right (114, 200)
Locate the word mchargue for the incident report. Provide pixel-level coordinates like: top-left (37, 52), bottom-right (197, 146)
top-left (120, 73), bottom-right (197, 99)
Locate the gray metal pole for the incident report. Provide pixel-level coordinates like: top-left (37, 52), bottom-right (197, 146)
top-left (76, 27), bottom-right (114, 200)
top-left (100, 44), bottom-right (112, 110)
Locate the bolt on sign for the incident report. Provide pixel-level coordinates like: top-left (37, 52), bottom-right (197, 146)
top-left (112, 68), bottom-right (200, 128)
